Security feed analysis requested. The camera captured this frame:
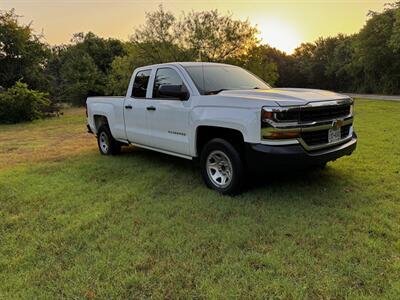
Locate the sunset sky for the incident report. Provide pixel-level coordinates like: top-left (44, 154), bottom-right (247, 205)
top-left (1, 0), bottom-right (389, 53)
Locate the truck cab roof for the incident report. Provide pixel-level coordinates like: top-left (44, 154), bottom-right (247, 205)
top-left (138, 62), bottom-right (233, 69)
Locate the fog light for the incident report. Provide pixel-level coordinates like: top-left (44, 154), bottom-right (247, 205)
top-left (262, 131), bottom-right (300, 139)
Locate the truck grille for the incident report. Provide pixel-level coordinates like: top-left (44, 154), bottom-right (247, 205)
top-left (301, 125), bottom-right (351, 146)
top-left (300, 104), bottom-right (351, 122)
top-left (276, 104), bottom-right (351, 122)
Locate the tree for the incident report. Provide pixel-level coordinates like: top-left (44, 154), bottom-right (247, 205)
top-left (326, 35), bottom-right (356, 91)
top-left (177, 10), bottom-right (258, 61)
top-left (46, 32), bottom-right (126, 104)
top-left (233, 45), bottom-right (302, 87)
top-left (105, 5), bottom-right (270, 95)
top-left (227, 45), bottom-right (279, 85)
top-left (71, 32), bottom-right (125, 73)
top-left (0, 9), bottom-right (50, 90)
top-left (351, 2), bottom-right (400, 93)
top-left (106, 44), bottom-right (148, 95)
top-left (291, 35), bottom-right (356, 91)
top-left (291, 42), bottom-right (317, 88)
top-left (0, 81), bottom-right (51, 123)
top-left (130, 5), bottom-right (259, 63)
top-left (57, 47), bottom-right (103, 105)
top-left (131, 6), bottom-right (187, 63)
top-left (388, 2), bottom-right (400, 52)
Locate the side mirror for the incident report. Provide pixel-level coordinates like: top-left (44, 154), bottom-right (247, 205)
top-left (158, 85), bottom-right (189, 100)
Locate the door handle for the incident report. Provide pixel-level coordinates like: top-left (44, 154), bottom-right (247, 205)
top-left (146, 106), bottom-right (156, 111)
top-left (125, 105), bottom-right (132, 109)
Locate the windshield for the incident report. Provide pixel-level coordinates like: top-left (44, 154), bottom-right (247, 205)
top-left (183, 64), bottom-right (271, 95)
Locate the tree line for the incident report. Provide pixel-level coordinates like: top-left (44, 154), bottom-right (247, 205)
top-left (0, 3), bottom-right (399, 122)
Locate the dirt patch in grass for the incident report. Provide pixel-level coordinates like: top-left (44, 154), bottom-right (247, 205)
top-left (0, 108), bottom-right (97, 170)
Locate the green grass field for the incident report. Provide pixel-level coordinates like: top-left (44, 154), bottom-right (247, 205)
top-left (0, 100), bottom-right (399, 299)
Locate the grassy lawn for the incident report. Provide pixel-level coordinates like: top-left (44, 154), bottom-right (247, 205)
top-left (0, 100), bottom-right (399, 299)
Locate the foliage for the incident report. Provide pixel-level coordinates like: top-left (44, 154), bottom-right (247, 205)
top-left (0, 9), bottom-right (50, 91)
top-left (254, 46), bottom-right (300, 87)
top-left (58, 47), bottom-right (104, 105)
top-left (130, 5), bottom-right (259, 63)
top-left (351, 3), bottom-right (400, 94)
top-left (292, 35), bottom-right (356, 90)
top-left (105, 5), bottom-right (265, 94)
top-left (228, 45), bottom-right (299, 86)
top-left (0, 101), bottom-right (399, 298)
top-left (71, 32), bottom-right (126, 74)
top-left (177, 10), bottom-right (258, 61)
top-left (46, 32), bottom-right (126, 104)
top-left (124, 3), bottom-right (400, 94)
top-left (0, 81), bottom-right (52, 123)
top-left (105, 44), bottom-right (147, 95)
top-left (286, 3), bottom-right (400, 94)
top-left (109, 2), bottom-right (400, 94)
top-left (131, 6), bottom-right (186, 63)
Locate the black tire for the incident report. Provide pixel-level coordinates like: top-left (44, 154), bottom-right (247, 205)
top-left (200, 138), bottom-right (244, 195)
top-left (314, 162), bottom-right (327, 170)
top-left (318, 162), bottom-right (327, 169)
top-left (97, 125), bottom-right (121, 155)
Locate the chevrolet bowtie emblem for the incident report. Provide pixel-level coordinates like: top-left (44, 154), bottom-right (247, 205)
top-left (332, 119), bottom-right (344, 128)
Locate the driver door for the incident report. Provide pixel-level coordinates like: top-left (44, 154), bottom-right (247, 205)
top-left (145, 67), bottom-right (191, 156)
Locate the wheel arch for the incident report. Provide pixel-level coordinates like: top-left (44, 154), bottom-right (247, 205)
top-left (93, 115), bottom-right (109, 134)
top-left (195, 125), bottom-right (245, 157)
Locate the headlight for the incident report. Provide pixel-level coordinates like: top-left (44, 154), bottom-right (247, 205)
top-left (261, 107), bottom-right (300, 123)
top-left (261, 106), bottom-right (301, 139)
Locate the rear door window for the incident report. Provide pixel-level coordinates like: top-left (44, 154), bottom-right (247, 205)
top-left (132, 70), bottom-right (151, 98)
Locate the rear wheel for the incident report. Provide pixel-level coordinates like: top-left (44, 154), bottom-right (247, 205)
top-left (200, 138), bottom-right (244, 195)
top-left (97, 125), bottom-right (121, 155)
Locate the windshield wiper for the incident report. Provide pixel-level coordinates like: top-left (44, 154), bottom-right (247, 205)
top-left (205, 87), bottom-right (263, 95)
top-left (205, 89), bottom-right (228, 95)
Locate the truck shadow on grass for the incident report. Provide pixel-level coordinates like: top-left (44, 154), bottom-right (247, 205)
top-left (118, 146), bottom-right (352, 203)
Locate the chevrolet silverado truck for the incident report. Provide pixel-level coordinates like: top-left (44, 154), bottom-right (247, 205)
top-left (86, 62), bottom-right (357, 194)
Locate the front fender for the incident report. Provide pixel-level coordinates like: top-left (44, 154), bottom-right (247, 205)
top-left (190, 106), bottom-right (261, 154)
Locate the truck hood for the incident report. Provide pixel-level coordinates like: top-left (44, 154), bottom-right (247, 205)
top-left (219, 88), bottom-right (350, 107)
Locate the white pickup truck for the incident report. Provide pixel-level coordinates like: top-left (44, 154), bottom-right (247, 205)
top-left (86, 62), bottom-right (357, 194)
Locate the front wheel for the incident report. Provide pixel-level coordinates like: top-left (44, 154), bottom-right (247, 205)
top-left (97, 125), bottom-right (121, 155)
top-left (309, 162), bottom-right (327, 170)
top-left (200, 138), bottom-right (244, 195)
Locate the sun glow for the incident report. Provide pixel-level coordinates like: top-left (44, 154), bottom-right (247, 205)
top-left (256, 18), bottom-right (303, 54)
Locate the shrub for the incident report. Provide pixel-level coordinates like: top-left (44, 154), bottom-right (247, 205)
top-left (0, 82), bottom-right (53, 124)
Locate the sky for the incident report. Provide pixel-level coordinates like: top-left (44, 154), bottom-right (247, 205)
top-left (0, 0), bottom-right (390, 53)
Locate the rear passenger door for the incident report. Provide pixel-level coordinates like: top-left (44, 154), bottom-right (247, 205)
top-left (124, 69), bottom-right (152, 145)
top-left (145, 67), bottom-right (191, 156)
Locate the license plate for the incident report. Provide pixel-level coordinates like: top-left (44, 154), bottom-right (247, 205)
top-left (328, 127), bottom-right (341, 143)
